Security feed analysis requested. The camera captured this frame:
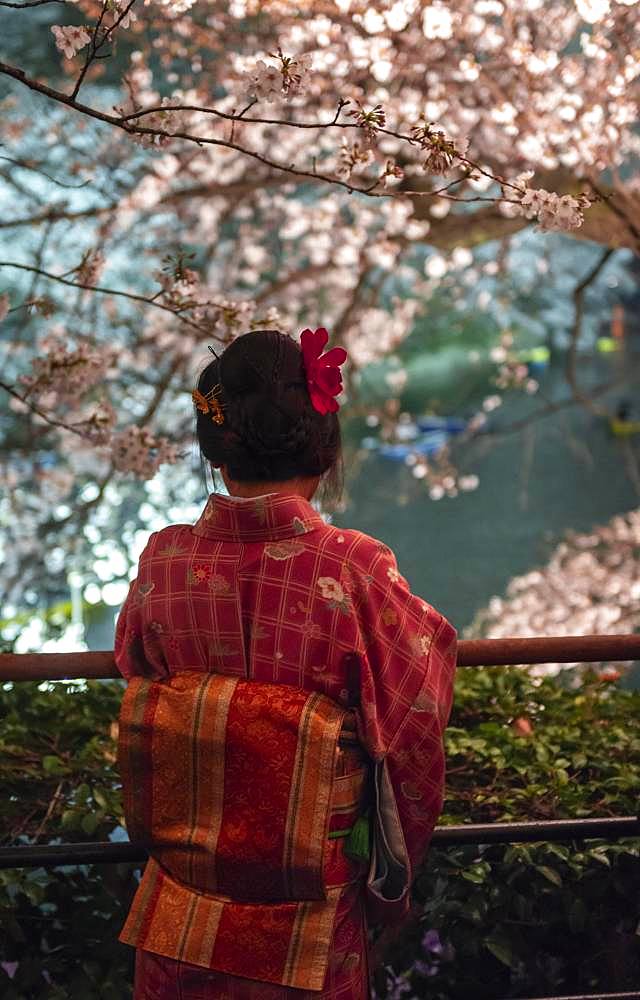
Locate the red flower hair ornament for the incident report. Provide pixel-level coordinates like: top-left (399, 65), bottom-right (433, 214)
top-left (300, 327), bottom-right (347, 415)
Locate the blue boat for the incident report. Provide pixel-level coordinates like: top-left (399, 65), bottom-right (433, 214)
top-left (416, 416), bottom-right (467, 435)
top-left (378, 430), bottom-right (449, 461)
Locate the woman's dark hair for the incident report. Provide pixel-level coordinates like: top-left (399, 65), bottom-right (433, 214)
top-left (195, 330), bottom-right (343, 501)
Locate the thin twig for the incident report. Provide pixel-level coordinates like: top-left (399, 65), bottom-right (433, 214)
top-left (0, 0), bottom-right (65, 6)
top-left (32, 780), bottom-right (65, 843)
top-left (566, 248), bottom-right (615, 418)
top-left (0, 260), bottom-right (212, 333)
top-left (0, 379), bottom-right (94, 438)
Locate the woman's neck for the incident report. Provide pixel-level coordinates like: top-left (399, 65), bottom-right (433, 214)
top-left (219, 470), bottom-right (320, 501)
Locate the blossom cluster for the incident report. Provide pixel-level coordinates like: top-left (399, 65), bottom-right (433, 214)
top-left (79, 399), bottom-right (117, 445)
top-left (111, 426), bottom-right (179, 479)
top-left (51, 25), bottom-right (91, 59)
top-left (75, 250), bottom-right (105, 287)
top-left (336, 140), bottom-right (374, 179)
top-left (245, 52), bottom-right (312, 102)
top-left (104, 0), bottom-right (137, 29)
top-left (476, 509), bottom-right (640, 674)
top-left (347, 102), bottom-right (387, 146)
top-left (503, 176), bottom-right (592, 232)
top-left (132, 97), bottom-right (185, 148)
top-left (405, 452), bottom-right (480, 501)
top-left (20, 337), bottom-right (113, 404)
top-left (491, 332), bottom-right (539, 395)
top-left (410, 121), bottom-right (470, 174)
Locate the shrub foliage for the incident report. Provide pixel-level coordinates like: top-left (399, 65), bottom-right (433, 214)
top-left (1, 668), bottom-right (639, 998)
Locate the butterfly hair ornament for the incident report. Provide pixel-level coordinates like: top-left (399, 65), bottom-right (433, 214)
top-left (192, 384), bottom-right (225, 425)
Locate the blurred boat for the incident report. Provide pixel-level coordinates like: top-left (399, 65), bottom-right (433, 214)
top-left (416, 415), bottom-right (467, 434)
top-left (610, 418), bottom-right (640, 437)
top-left (378, 430), bottom-right (450, 461)
top-left (519, 346), bottom-right (550, 375)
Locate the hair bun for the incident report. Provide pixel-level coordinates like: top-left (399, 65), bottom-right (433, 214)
top-left (195, 329), bottom-right (342, 487)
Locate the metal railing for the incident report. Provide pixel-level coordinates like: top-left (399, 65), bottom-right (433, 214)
top-left (1, 635), bottom-right (640, 1000)
top-left (2, 633), bottom-right (640, 681)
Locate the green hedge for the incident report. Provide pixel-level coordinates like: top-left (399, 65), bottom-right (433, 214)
top-left (376, 668), bottom-right (640, 998)
top-left (1, 668), bottom-right (639, 999)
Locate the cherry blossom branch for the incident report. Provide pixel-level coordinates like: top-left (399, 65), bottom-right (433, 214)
top-left (119, 99), bottom-right (519, 193)
top-left (0, 260), bottom-right (215, 334)
top-left (139, 357), bottom-right (189, 426)
top-left (71, 0), bottom-right (139, 101)
top-left (0, 378), bottom-right (92, 438)
top-left (0, 0), bottom-right (64, 5)
top-left (120, 106), bottom-right (511, 197)
top-left (38, 471), bottom-right (114, 539)
top-left (254, 263), bottom-right (329, 305)
top-left (330, 263), bottom-right (371, 353)
top-left (484, 370), bottom-right (640, 438)
top-left (0, 155), bottom-right (92, 190)
top-left (0, 61), bottom-right (511, 207)
top-left (0, 205), bottom-right (115, 229)
top-left (119, 101), bottom-right (359, 129)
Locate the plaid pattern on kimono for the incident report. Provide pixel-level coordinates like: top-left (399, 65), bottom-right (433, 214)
top-left (115, 492), bottom-right (457, 989)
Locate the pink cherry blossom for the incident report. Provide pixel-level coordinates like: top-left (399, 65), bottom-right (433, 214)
top-left (51, 25), bottom-right (91, 60)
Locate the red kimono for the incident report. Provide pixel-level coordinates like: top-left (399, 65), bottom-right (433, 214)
top-left (115, 492), bottom-right (457, 999)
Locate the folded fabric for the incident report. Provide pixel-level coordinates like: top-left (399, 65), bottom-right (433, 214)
top-left (365, 758), bottom-right (411, 925)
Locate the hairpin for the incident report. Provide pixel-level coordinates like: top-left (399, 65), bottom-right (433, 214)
top-left (207, 345), bottom-right (220, 359)
top-left (192, 385), bottom-right (225, 425)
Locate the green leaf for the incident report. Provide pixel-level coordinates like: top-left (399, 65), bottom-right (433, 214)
top-left (76, 783), bottom-right (91, 803)
top-left (42, 755), bottom-right (66, 775)
top-left (80, 812), bottom-right (99, 835)
top-left (61, 808), bottom-right (79, 829)
top-left (93, 787), bottom-right (108, 809)
top-left (535, 865), bottom-right (563, 886)
top-left (485, 936), bottom-right (516, 969)
top-left (461, 870), bottom-right (485, 884)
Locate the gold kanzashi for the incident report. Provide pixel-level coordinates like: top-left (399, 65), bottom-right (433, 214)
top-left (192, 385), bottom-right (225, 425)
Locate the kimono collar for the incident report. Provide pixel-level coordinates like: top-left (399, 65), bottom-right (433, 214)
top-left (192, 492), bottom-right (326, 542)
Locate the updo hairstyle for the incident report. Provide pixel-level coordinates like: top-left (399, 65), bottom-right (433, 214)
top-left (195, 330), bottom-right (343, 497)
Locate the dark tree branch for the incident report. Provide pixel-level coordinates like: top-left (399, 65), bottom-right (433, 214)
top-left (0, 205), bottom-right (114, 229)
top-left (566, 248), bottom-right (615, 418)
top-left (0, 61), bottom-right (513, 207)
top-left (0, 0), bottom-right (65, 6)
top-left (0, 260), bottom-right (213, 334)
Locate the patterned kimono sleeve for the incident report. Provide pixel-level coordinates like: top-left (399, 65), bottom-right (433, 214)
top-left (352, 543), bottom-right (457, 875)
top-left (114, 534), bottom-right (166, 681)
top-left (386, 612), bottom-right (457, 873)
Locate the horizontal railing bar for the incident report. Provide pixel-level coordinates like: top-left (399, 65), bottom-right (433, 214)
top-left (429, 816), bottom-right (640, 844)
top-left (1, 817), bottom-right (637, 869)
top-left (0, 634), bottom-right (639, 682)
top-left (457, 634), bottom-right (640, 666)
top-left (518, 994), bottom-right (640, 1000)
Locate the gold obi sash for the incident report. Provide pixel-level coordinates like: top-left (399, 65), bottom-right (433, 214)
top-left (117, 673), bottom-right (368, 991)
